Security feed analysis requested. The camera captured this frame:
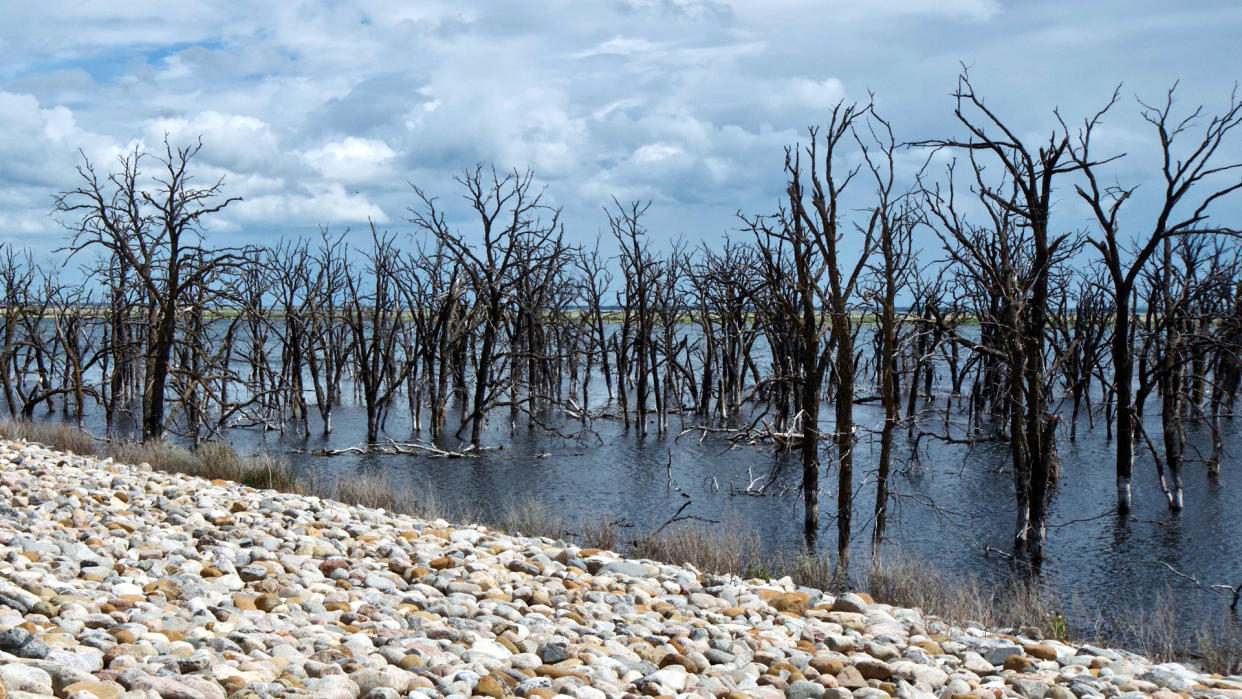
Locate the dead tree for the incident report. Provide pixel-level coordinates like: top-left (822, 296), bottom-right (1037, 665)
top-left (410, 165), bottom-right (563, 445)
top-left (1066, 82), bottom-right (1242, 512)
top-left (56, 138), bottom-right (243, 441)
top-left (919, 72), bottom-right (1084, 563)
top-left (855, 106), bottom-right (918, 556)
top-left (749, 101), bottom-right (874, 571)
top-left (304, 230), bottom-right (353, 435)
top-left (609, 199), bottom-right (661, 438)
top-left (342, 227), bottom-right (416, 444)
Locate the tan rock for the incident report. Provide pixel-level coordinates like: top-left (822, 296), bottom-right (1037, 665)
top-left (810, 655), bottom-right (845, 675)
top-left (1023, 643), bottom-right (1058, 661)
top-left (769, 591), bottom-right (810, 615)
top-left (1003, 654), bottom-right (1033, 672)
top-left (473, 673), bottom-right (510, 697)
top-left (63, 680), bottom-right (125, 698)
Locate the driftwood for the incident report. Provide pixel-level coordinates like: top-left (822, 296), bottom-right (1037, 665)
top-left (295, 439), bottom-right (491, 458)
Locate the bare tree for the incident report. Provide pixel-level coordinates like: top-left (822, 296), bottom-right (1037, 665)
top-left (920, 72), bottom-right (1083, 563)
top-left (410, 165), bottom-right (564, 445)
top-left (1066, 83), bottom-right (1242, 512)
top-left (56, 138), bottom-right (243, 441)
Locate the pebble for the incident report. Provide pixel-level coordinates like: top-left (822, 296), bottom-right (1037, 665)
top-left (0, 439), bottom-right (1235, 699)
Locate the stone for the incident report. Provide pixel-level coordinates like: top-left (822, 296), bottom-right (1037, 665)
top-left (1010, 678), bottom-right (1049, 699)
top-left (1024, 644), bottom-right (1059, 661)
top-left (787, 679), bottom-right (826, 699)
top-left (854, 657), bottom-right (892, 681)
top-left (0, 627), bottom-right (49, 658)
top-left (1004, 654), bottom-right (1034, 672)
top-left (64, 679), bottom-right (125, 698)
top-left (474, 673), bottom-right (510, 697)
top-left (982, 645), bottom-right (1025, 666)
top-left (831, 593), bottom-right (869, 614)
top-left (770, 592), bottom-right (811, 615)
top-left (0, 663), bottom-right (54, 694)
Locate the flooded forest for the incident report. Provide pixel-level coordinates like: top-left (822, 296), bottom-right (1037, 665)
top-left (3, 76), bottom-right (1242, 635)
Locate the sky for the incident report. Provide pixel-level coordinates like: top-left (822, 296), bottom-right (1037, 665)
top-left (2, 0), bottom-right (1241, 264)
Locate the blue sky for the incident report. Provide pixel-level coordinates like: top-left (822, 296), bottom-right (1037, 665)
top-left (2, 1), bottom-right (1241, 263)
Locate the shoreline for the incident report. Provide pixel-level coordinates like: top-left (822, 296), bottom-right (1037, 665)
top-left (0, 439), bottom-right (1239, 698)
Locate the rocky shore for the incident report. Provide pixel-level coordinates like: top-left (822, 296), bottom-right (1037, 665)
top-left (0, 439), bottom-right (1237, 699)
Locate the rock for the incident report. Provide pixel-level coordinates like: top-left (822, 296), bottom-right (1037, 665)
top-left (982, 645), bottom-right (1025, 666)
top-left (131, 675), bottom-right (213, 699)
top-left (770, 591), bottom-right (811, 615)
top-left (305, 675), bottom-right (361, 699)
top-left (1004, 654), bottom-right (1035, 672)
top-left (831, 593), bottom-right (869, 614)
top-left (64, 679), bottom-right (126, 698)
top-left (538, 642), bottom-right (569, 664)
top-left (474, 673), bottom-right (509, 698)
top-left (787, 679), bottom-right (826, 699)
top-left (600, 560), bottom-right (649, 578)
top-left (1024, 644), bottom-right (1059, 661)
top-left (854, 657), bottom-right (892, 681)
top-left (0, 663), bottom-right (54, 694)
top-left (810, 655), bottom-right (846, 675)
top-left (0, 628), bottom-right (49, 659)
top-left (1010, 678), bottom-right (1049, 699)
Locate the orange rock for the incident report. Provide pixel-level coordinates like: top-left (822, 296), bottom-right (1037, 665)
top-left (473, 673), bottom-right (509, 697)
top-left (810, 655), bottom-right (845, 675)
top-left (769, 592), bottom-right (810, 615)
top-left (1023, 643), bottom-right (1058, 661)
top-left (1003, 655), bottom-right (1033, 672)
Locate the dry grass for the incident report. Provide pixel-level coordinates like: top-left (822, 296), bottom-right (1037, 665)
top-left (867, 553), bottom-right (1068, 639)
top-left (574, 515), bottom-right (630, 551)
top-left (105, 439), bottom-right (300, 492)
top-left (234, 453), bottom-right (301, 491)
top-left (631, 523), bottom-right (763, 577)
top-left (1091, 586), bottom-right (1242, 674)
top-left (1195, 621), bottom-right (1242, 675)
top-left (107, 440), bottom-right (200, 475)
top-left (0, 419), bottom-right (98, 456)
top-left (333, 473), bottom-right (399, 511)
top-left (498, 499), bottom-right (569, 540)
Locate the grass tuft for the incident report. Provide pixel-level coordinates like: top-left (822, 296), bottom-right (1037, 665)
top-left (631, 523), bottom-right (762, 577)
top-left (333, 473), bottom-right (399, 511)
top-left (499, 499), bottom-right (568, 540)
top-left (0, 419), bottom-right (98, 456)
top-left (867, 553), bottom-right (1068, 639)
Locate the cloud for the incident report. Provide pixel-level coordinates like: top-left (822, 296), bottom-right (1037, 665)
top-left (302, 137), bottom-right (398, 184)
top-left (0, 0), bottom-right (1240, 253)
top-left (229, 182), bottom-right (389, 228)
top-left (144, 111), bottom-right (280, 171)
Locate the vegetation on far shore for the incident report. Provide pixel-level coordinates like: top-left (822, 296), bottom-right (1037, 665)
top-left (2, 417), bottom-right (1237, 674)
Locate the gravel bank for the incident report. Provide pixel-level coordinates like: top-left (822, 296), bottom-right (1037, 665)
top-left (0, 439), bottom-right (1238, 699)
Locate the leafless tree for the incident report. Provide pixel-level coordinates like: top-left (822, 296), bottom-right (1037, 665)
top-left (1065, 82), bottom-right (1242, 512)
top-left (56, 138), bottom-right (245, 441)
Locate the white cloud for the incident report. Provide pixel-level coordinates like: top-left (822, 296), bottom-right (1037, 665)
top-left (231, 183), bottom-right (389, 226)
top-left (0, 0), bottom-right (1238, 250)
top-left (302, 137), bottom-right (397, 184)
top-left (144, 111), bottom-right (280, 172)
